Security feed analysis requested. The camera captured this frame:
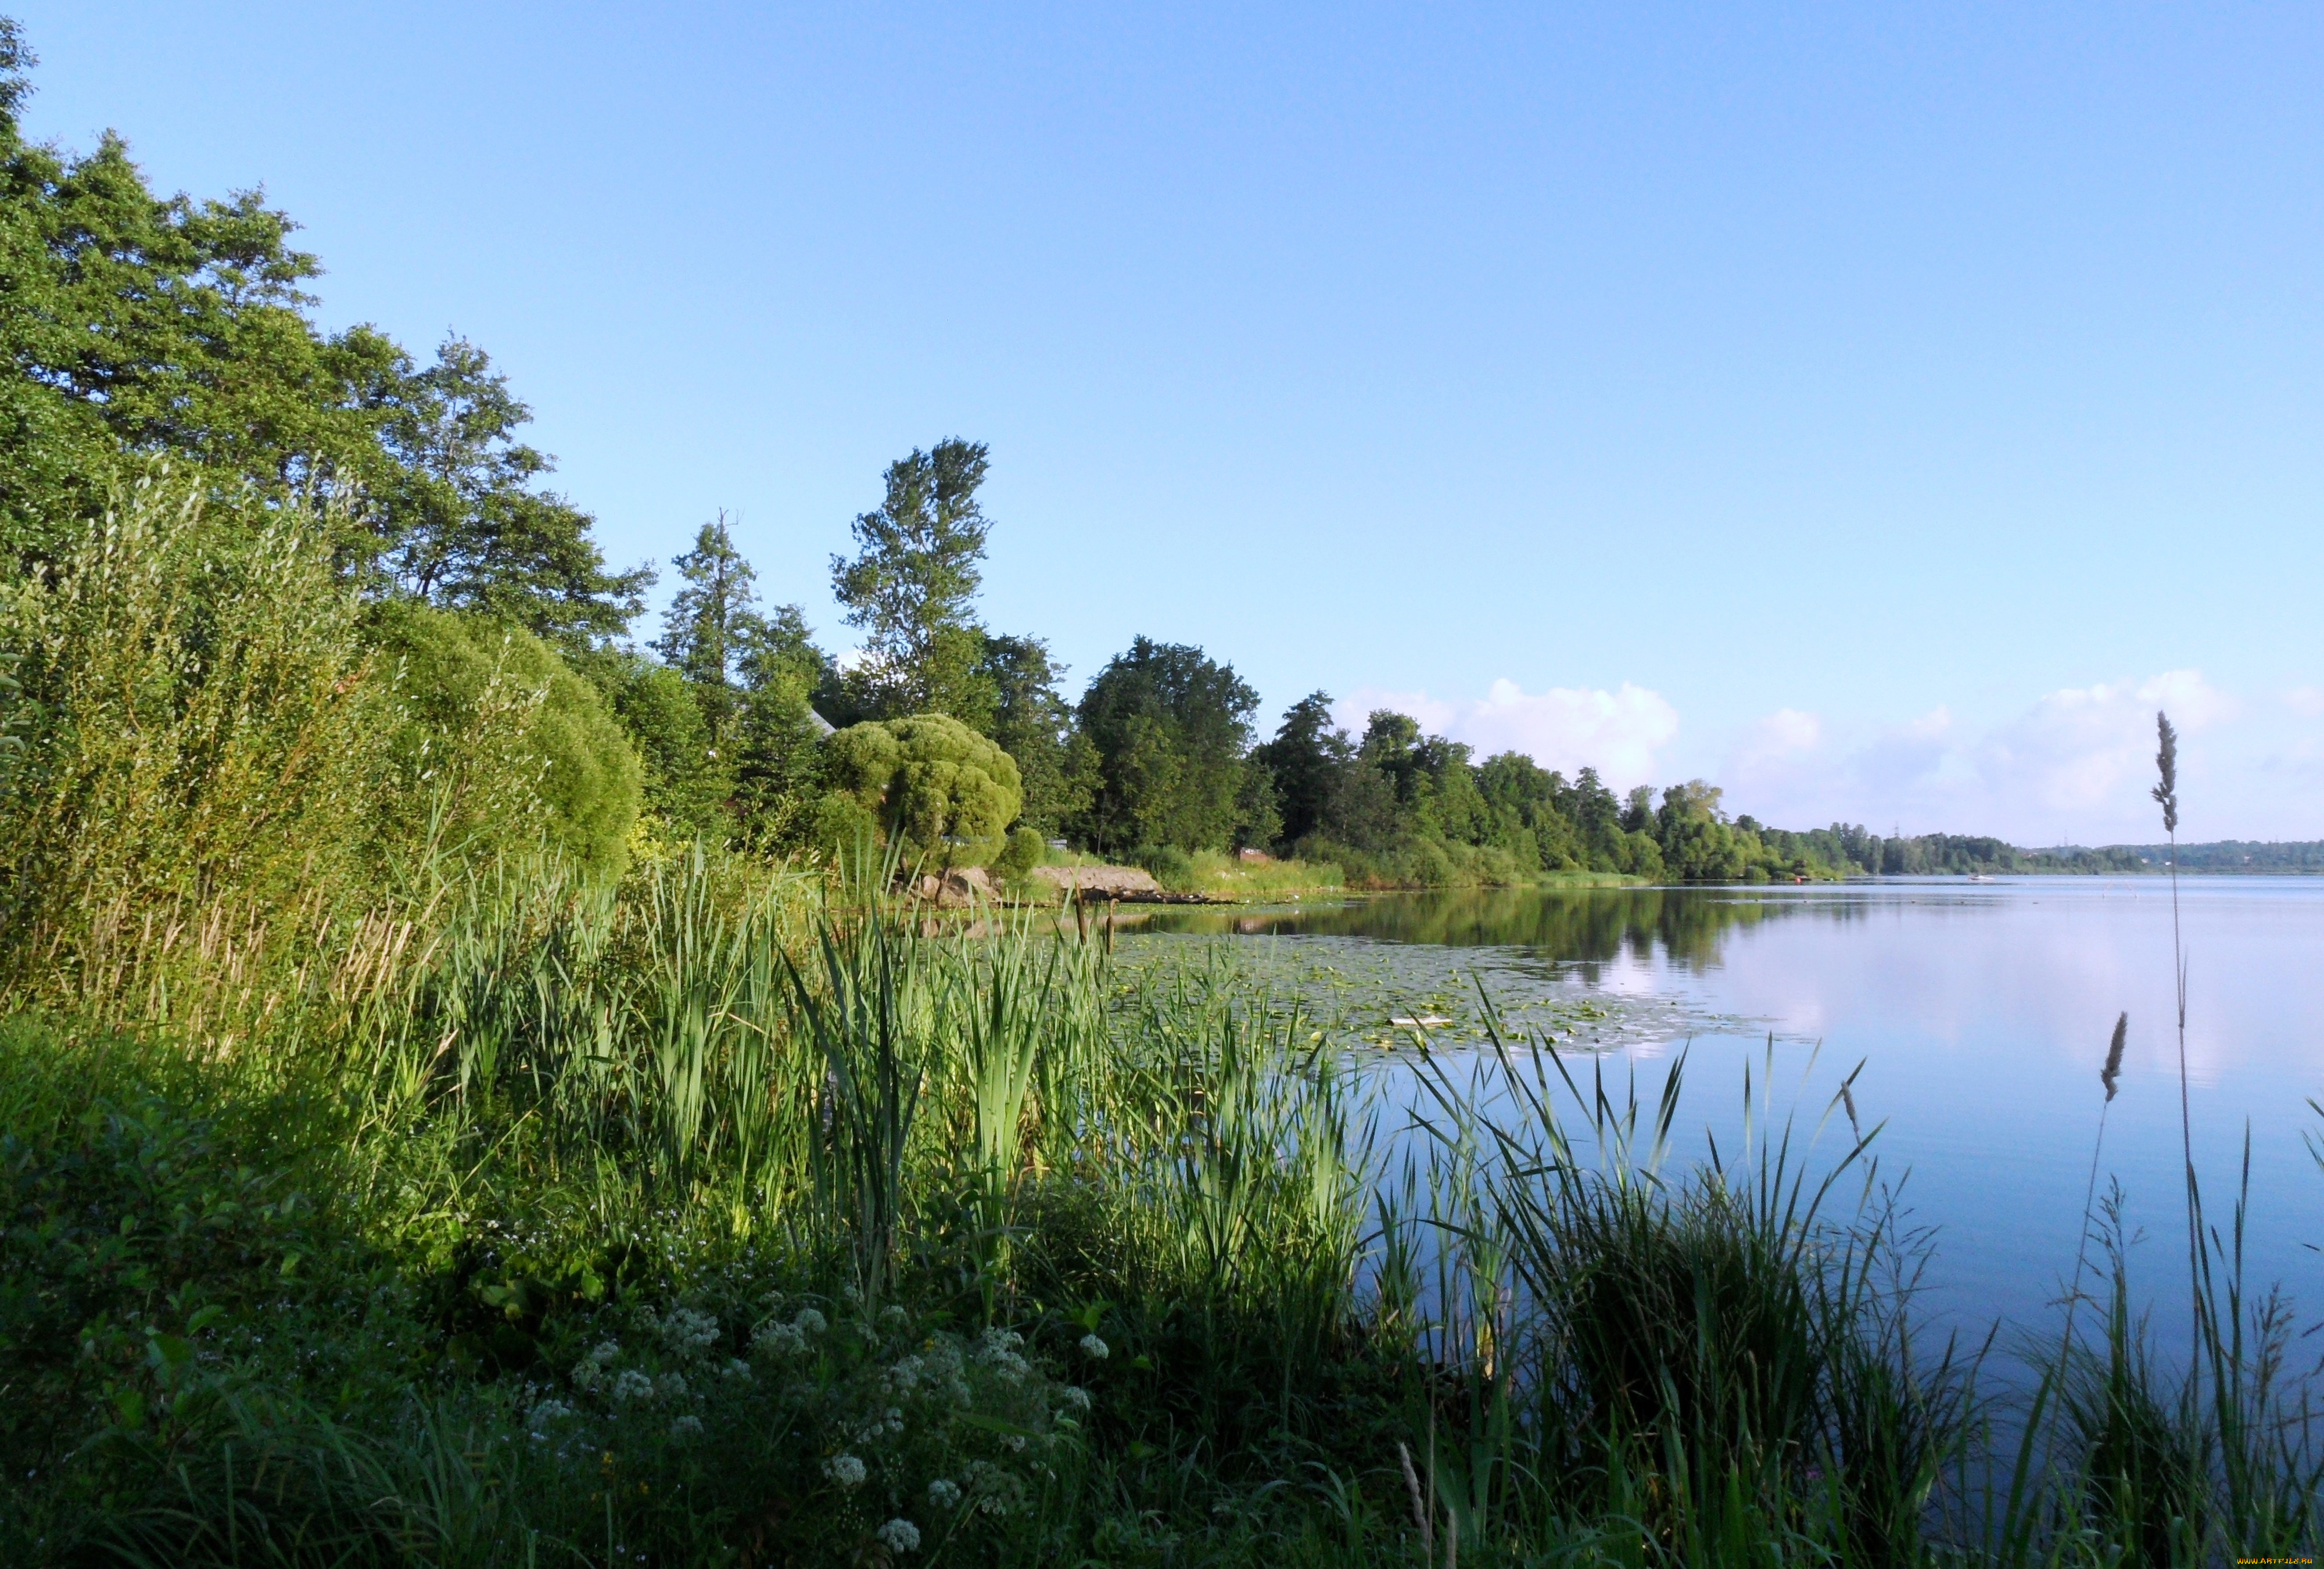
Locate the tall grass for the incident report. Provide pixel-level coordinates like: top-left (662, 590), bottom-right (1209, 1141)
top-left (7, 815), bottom-right (2322, 1562)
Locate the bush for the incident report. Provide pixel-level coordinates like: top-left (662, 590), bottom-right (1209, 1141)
top-left (1135, 843), bottom-right (1196, 891)
top-left (370, 602), bottom-right (643, 883)
top-left (992, 825), bottom-right (1046, 883)
top-left (0, 479), bottom-right (381, 997)
top-left (823, 713), bottom-right (1023, 868)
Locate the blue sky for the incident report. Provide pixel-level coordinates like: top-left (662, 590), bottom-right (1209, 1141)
top-left (19, 3), bottom-right (2322, 842)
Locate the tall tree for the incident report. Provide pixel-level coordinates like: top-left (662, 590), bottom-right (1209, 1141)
top-left (1254, 692), bottom-right (1353, 847)
top-left (654, 514), bottom-right (762, 744)
top-left (830, 439), bottom-right (995, 719)
top-left (0, 27), bottom-right (647, 646)
top-left (1074, 637), bottom-right (1258, 855)
top-left (978, 633), bottom-right (1094, 837)
top-left (368, 337), bottom-right (651, 649)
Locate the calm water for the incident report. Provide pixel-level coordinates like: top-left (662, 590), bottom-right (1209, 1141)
top-left (1129, 877), bottom-right (2324, 1346)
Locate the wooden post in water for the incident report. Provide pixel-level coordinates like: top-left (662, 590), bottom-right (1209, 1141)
top-left (1104, 898), bottom-right (1116, 956)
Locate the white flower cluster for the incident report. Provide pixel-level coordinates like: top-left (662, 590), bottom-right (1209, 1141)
top-left (823, 1452), bottom-right (867, 1488)
top-left (958, 1458), bottom-right (1029, 1517)
top-left (722, 1357), bottom-right (754, 1381)
top-left (654, 1371), bottom-right (688, 1402)
top-left (975, 1327), bottom-right (1030, 1384)
top-left (751, 1306), bottom-right (827, 1360)
top-left (525, 1398), bottom-right (575, 1441)
top-left (1078, 1333), bottom-right (1110, 1360)
top-left (611, 1370), bottom-right (656, 1404)
top-left (926, 1478), bottom-right (962, 1509)
top-left (657, 1307), bottom-right (720, 1355)
top-left (669, 1413), bottom-right (704, 1439)
top-left (886, 1339), bottom-right (970, 1406)
top-left (570, 1339), bottom-right (622, 1392)
top-left (1059, 1385), bottom-right (1093, 1412)
top-left (876, 1518), bottom-right (921, 1553)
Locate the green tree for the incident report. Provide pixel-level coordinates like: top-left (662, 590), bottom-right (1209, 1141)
top-left (1074, 637), bottom-right (1258, 855)
top-left (1254, 692), bottom-right (1353, 848)
top-left (576, 649), bottom-right (723, 837)
top-left (368, 337), bottom-right (651, 650)
top-left (978, 633), bottom-right (1092, 837)
top-left (822, 714), bottom-right (1023, 868)
top-left (0, 28), bottom-right (646, 647)
top-left (1653, 779), bottom-right (1749, 883)
top-left (830, 439), bottom-right (996, 720)
top-left (730, 604), bottom-right (834, 842)
top-left (654, 514), bottom-right (764, 744)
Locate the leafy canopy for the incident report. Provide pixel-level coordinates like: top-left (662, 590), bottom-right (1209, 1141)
top-left (0, 28), bottom-right (647, 649)
top-left (830, 439), bottom-right (996, 720)
top-left (823, 713), bottom-right (1023, 868)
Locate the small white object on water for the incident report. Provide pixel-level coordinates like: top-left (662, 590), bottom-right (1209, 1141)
top-left (1389, 1015), bottom-right (1452, 1028)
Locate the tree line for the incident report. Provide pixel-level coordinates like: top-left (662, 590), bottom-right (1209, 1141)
top-left (0, 27), bottom-right (2229, 893)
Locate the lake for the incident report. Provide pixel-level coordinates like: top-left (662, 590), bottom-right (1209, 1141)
top-left (1124, 876), bottom-right (2324, 1352)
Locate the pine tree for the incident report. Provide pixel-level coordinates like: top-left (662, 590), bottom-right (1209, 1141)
top-left (654, 514), bottom-right (762, 744)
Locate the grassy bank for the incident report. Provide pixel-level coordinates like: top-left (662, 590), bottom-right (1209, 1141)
top-left (2, 854), bottom-right (2318, 1564)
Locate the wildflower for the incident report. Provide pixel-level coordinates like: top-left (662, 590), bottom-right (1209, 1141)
top-left (654, 1371), bottom-right (688, 1402)
top-left (589, 1340), bottom-right (622, 1366)
top-left (793, 1307), bottom-right (828, 1337)
top-left (659, 1308), bottom-right (720, 1354)
top-left (880, 1303), bottom-right (909, 1330)
top-left (927, 1478), bottom-right (962, 1509)
top-left (1078, 1333), bottom-right (1109, 1360)
top-left (1060, 1385), bottom-right (1092, 1412)
top-left (876, 1518), bottom-right (921, 1553)
top-left (723, 1357), bottom-right (754, 1381)
top-left (823, 1453), bottom-right (867, 1488)
top-left (752, 1320), bottom-right (806, 1359)
top-left (885, 1354), bottom-right (924, 1392)
top-left (571, 1359), bottom-right (604, 1392)
top-left (610, 1370), bottom-right (655, 1404)
top-left (526, 1399), bottom-right (575, 1439)
top-left (669, 1414), bottom-right (704, 1439)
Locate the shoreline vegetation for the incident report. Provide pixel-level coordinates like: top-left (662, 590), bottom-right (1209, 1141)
top-left (3, 24), bottom-right (2321, 1564)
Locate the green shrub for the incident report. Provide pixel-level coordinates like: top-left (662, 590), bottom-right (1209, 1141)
top-left (992, 824), bottom-right (1046, 883)
top-left (578, 648), bottom-right (726, 837)
top-left (1136, 843), bottom-right (1196, 891)
top-left (822, 712), bottom-right (1022, 868)
top-left (0, 478), bottom-right (380, 998)
top-left (370, 601), bottom-right (643, 883)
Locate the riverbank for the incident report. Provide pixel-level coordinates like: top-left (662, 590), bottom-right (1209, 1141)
top-left (6, 864), bottom-right (2313, 1565)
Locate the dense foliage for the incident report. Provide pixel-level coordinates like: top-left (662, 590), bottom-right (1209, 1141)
top-left (2, 23), bottom-right (2319, 1564)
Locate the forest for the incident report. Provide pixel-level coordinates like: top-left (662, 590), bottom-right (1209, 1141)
top-left (5, 25), bottom-right (2316, 1567)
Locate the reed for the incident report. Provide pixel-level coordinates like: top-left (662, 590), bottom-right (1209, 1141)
top-left (7, 822), bottom-right (2322, 1564)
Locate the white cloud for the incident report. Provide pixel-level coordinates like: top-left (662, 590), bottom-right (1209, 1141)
top-left (1723, 670), bottom-right (2292, 842)
top-left (1742, 707), bottom-right (1821, 762)
top-left (2286, 686), bottom-right (2324, 719)
top-left (1337, 679), bottom-right (1680, 789)
top-left (1977, 671), bottom-right (2234, 817)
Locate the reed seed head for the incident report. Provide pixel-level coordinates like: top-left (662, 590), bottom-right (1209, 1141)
top-left (2150, 712), bottom-right (2178, 836)
top-left (2101, 1011), bottom-right (2126, 1103)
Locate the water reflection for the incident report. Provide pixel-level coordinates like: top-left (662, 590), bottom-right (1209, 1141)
top-left (1132, 878), bottom-right (2324, 1348)
top-left (1138, 884), bottom-right (1874, 976)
